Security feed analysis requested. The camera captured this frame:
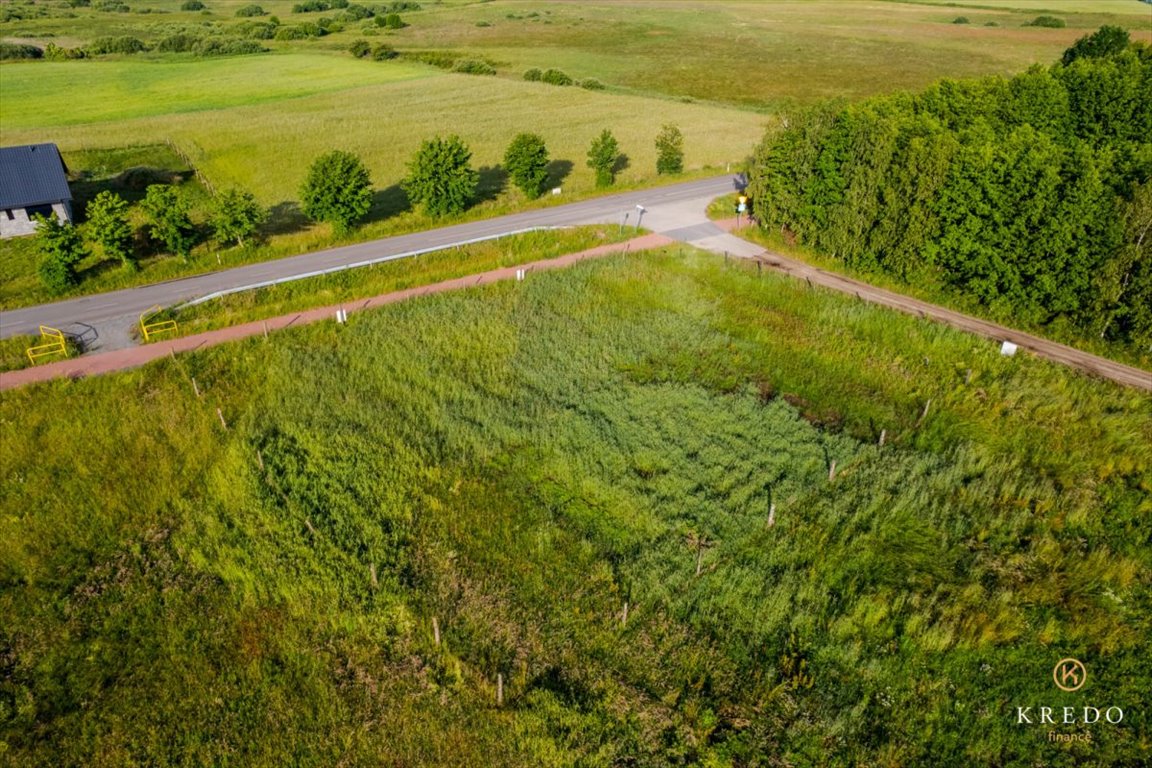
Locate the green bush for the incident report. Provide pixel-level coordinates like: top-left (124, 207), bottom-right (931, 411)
top-left (1026, 15), bottom-right (1065, 28)
top-left (951, 16), bottom-right (969, 24)
top-left (371, 43), bottom-right (397, 60)
top-left (235, 4), bottom-right (266, 17)
top-left (453, 59), bottom-right (494, 75)
top-left (349, 39), bottom-right (370, 58)
top-left (340, 3), bottom-right (373, 21)
top-left (579, 78), bottom-right (605, 90)
top-left (93, 0), bottom-right (130, 12)
top-left (541, 68), bottom-right (572, 86)
top-left (180, 0), bottom-right (204, 10)
top-left (0, 43), bottom-right (43, 60)
top-left (405, 50), bottom-right (455, 68)
top-left (522, 67), bottom-right (542, 81)
top-left (292, 0), bottom-right (330, 11)
top-left (43, 43), bottom-right (86, 60)
top-left (195, 38), bottom-right (266, 56)
top-left (87, 36), bottom-right (148, 55)
top-left (380, 12), bottom-right (404, 29)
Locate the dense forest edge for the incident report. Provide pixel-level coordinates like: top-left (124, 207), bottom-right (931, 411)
top-left (747, 27), bottom-right (1152, 358)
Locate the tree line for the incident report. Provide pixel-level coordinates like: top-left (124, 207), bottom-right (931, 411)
top-left (36, 125), bottom-right (686, 292)
top-left (747, 27), bottom-right (1152, 349)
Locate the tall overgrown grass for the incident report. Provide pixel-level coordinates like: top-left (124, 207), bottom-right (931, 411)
top-left (2, 249), bottom-right (1148, 765)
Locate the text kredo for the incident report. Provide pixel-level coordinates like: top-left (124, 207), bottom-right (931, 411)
top-left (1016, 706), bottom-right (1124, 725)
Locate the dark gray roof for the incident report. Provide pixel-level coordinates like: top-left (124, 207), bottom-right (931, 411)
top-left (0, 143), bottom-right (72, 210)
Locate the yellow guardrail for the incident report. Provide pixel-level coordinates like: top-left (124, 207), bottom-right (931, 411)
top-left (140, 305), bottom-right (178, 342)
top-left (25, 325), bottom-right (69, 364)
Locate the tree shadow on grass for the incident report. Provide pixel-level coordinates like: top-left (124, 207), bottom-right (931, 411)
top-left (545, 159), bottom-right (574, 190)
top-left (366, 183), bottom-right (412, 224)
top-left (264, 201), bottom-right (310, 236)
top-left (613, 154), bottom-right (630, 176)
top-left (70, 167), bottom-right (192, 223)
top-left (475, 165), bottom-right (508, 204)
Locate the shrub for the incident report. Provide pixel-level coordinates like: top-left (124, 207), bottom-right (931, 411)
top-left (541, 68), bottom-right (572, 86)
top-left (579, 78), bottom-right (605, 90)
top-left (195, 38), bottom-right (266, 56)
top-left (341, 3), bottom-right (373, 21)
top-left (43, 43), bottom-right (85, 60)
top-left (292, 0), bottom-right (329, 11)
top-left (0, 43), bottom-right (43, 60)
top-left (453, 59), bottom-right (494, 75)
top-left (155, 33), bottom-right (201, 53)
top-left (275, 23), bottom-right (326, 40)
top-left (349, 39), bottom-right (371, 58)
top-left (86, 191), bottom-right (135, 269)
top-left (1027, 15), bottom-right (1065, 28)
top-left (94, 0), bottom-right (130, 12)
top-left (406, 50), bottom-right (455, 68)
top-left (952, 16), bottom-right (969, 24)
top-left (87, 36), bottom-right (148, 55)
top-left (523, 67), bottom-right (542, 81)
top-left (237, 21), bottom-right (276, 38)
top-left (180, 0), bottom-right (204, 10)
top-left (380, 12), bottom-right (404, 29)
top-left (235, 4), bottom-right (266, 16)
top-left (371, 43), bottom-right (397, 60)
top-left (141, 185), bottom-right (196, 260)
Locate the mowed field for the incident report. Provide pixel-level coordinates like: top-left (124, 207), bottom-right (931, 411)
top-left (2, 0), bottom-right (1147, 200)
top-left (0, 54), bottom-right (766, 205)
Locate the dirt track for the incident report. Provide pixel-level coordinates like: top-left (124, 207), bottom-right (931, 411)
top-left (728, 228), bottom-right (1151, 392)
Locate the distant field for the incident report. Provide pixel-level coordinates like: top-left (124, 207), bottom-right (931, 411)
top-left (0, 54), bottom-right (767, 205)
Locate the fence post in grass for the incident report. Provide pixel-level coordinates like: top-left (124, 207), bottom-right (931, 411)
top-left (965, 368), bottom-right (973, 385)
top-left (878, 429), bottom-right (886, 447)
top-left (433, 616), bottom-right (441, 646)
top-left (497, 674), bottom-right (504, 707)
top-left (256, 449), bottom-right (265, 471)
top-left (768, 502), bottom-right (776, 528)
top-left (263, 321), bottom-right (269, 340)
top-left (191, 376), bottom-right (201, 398)
top-left (369, 563), bottom-right (378, 589)
top-left (216, 407), bottom-right (228, 430)
top-left (622, 601), bottom-right (629, 628)
top-left (828, 460), bottom-right (837, 482)
top-left (918, 399), bottom-right (932, 425)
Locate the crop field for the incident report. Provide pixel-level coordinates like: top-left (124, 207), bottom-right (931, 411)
top-left (2, 250), bottom-right (1150, 765)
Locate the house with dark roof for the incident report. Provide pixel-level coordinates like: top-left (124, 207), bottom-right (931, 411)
top-left (0, 143), bottom-right (74, 238)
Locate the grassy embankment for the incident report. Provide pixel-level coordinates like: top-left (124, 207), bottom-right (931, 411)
top-left (2, 249), bottom-right (1149, 766)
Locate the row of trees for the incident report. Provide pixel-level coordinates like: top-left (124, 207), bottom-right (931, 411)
top-left (36, 187), bottom-right (264, 292)
top-left (38, 125), bottom-right (687, 290)
top-left (747, 27), bottom-right (1152, 347)
top-left (301, 125), bottom-right (686, 232)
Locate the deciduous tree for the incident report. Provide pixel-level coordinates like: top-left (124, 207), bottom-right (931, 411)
top-left (300, 150), bottom-right (373, 234)
top-left (403, 135), bottom-right (478, 217)
top-left (503, 133), bottom-right (550, 199)
top-left (86, 190), bottom-right (135, 269)
top-left (586, 129), bottom-right (620, 188)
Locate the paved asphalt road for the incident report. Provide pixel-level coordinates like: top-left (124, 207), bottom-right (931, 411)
top-left (0, 176), bottom-right (741, 349)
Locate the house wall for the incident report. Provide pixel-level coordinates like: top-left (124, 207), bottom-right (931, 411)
top-left (0, 201), bottom-right (72, 239)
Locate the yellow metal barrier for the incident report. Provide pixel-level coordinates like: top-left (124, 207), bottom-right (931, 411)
top-left (140, 305), bottom-right (178, 342)
top-left (25, 325), bottom-right (69, 364)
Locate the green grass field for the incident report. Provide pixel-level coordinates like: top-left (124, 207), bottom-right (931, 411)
top-left (3, 250), bottom-right (1149, 765)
